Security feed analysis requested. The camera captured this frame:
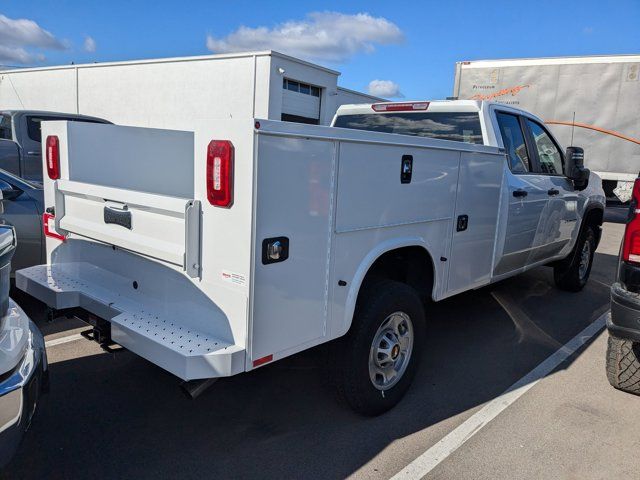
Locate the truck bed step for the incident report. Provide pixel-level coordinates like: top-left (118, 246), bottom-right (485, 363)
top-left (16, 264), bottom-right (245, 380)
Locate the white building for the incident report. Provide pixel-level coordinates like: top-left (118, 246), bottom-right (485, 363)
top-left (0, 50), bottom-right (381, 130)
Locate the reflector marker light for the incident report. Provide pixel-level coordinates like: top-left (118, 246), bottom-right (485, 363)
top-left (252, 354), bottom-right (273, 367)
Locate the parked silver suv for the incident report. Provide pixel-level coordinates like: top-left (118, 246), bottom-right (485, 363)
top-left (0, 225), bottom-right (47, 468)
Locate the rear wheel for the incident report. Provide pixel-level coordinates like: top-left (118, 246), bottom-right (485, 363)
top-left (606, 335), bottom-right (640, 395)
top-left (333, 280), bottom-right (425, 416)
top-left (554, 225), bottom-right (596, 292)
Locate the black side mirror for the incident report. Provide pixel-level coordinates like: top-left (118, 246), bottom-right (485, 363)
top-left (0, 180), bottom-right (22, 201)
top-left (565, 146), bottom-right (589, 191)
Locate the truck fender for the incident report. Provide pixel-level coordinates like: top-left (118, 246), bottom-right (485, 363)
top-left (579, 200), bottom-right (605, 246)
top-left (336, 237), bottom-right (436, 338)
top-left (559, 197), bottom-right (605, 268)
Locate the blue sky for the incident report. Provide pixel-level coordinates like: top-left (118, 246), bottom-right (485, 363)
top-left (1, 0), bottom-right (639, 99)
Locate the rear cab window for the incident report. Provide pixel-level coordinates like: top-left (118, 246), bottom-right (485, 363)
top-left (333, 111), bottom-right (484, 145)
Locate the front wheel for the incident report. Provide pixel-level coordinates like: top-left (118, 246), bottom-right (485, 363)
top-left (554, 225), bottom-right (596, 292)
top-left (333, 280), bottom-right (425, 416)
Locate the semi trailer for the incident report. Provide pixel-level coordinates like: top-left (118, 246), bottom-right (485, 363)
top-left (453, 54), bottom-right (640, 201)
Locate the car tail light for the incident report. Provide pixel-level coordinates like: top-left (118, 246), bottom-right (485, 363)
top-left (46, 135), bottom-right (60, 180)
top-left (371, 102), bottom-right (430, 112)
top-left (622, 178), bottom-right (640, 264)
top-left (43, 213), bottom-right (66, 241)
top-left (206, 140), bottom-right (234, 208)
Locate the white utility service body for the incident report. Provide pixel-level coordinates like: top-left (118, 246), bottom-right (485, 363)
top-left (16, 100), bottom-right (605, 410)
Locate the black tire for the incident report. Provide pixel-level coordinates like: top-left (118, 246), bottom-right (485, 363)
top-left (333, 280), bottom-right (425, 416)
top-left (553, 225), bottom-right (596, 292)
top-left (606, 335), bottom-right (640, 395)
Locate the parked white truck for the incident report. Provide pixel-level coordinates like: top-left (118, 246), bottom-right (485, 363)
top-left (453, 55), bottom-right (640, 200)
top-left (16, 100), bottom-right (605, 415)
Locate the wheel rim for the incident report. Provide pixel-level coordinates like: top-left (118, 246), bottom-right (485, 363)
top-left (368, 311), bottom-right (414, 391)
top-left (578, 240), bottom-right (591, 280)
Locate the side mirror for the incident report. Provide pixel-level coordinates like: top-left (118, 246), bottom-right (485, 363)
top-left (565, 146), bottom-right (589, 191)
top-left (0, 180), bottom-right (22, 200)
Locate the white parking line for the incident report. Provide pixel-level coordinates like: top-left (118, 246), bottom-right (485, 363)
top-left (45, 333), bottom-right (84, 348)
top-left (391, 311), bottom-right (608, 479)
top-left (591, 278), bottom-right (612, 289)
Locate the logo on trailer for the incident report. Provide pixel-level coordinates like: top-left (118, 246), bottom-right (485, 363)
top-left (469, 84), bottom-right (530, 101)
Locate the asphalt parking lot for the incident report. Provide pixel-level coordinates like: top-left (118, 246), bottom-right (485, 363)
top-left (4, 209), bottom-right (638, 480)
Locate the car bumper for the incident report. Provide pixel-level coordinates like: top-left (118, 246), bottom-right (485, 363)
top-left (607, 282), bottom-right (640, 343)
top-left (0, 300), bottom-right (47, 468)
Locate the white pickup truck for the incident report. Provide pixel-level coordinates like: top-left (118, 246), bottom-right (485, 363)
top-left (16, 100), bottom-right (605, 415)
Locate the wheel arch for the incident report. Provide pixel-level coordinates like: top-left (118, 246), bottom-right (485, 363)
top-left (337, 238), bottom-right (437, 338)
top-left (581, 202), bottom-right (605, 247)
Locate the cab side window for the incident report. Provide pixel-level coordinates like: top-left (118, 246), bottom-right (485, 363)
top-left (526, 119), bottom-right (564, 175)
top-left (496, 112), bottom-right (530, 174)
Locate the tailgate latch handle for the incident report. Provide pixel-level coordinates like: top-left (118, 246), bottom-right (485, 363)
top-left (104, 204), bottom-right (132, 230)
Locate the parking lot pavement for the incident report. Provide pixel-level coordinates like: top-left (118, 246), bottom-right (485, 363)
top-left (425, 327), bottom-right (640, 480)
top-left (3, 221), bottom-right (628, 480)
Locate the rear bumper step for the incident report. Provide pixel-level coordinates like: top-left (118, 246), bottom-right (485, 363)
top-left (16, 264), bottom-right (245, 380)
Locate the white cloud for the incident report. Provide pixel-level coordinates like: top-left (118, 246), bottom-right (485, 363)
top-left (582, 26), bottom-right (594, 35)
top-left (368, 79), bottom-right (403, 98)
top-left (83, 36), bottom-right (96, 53)
top-left (206, 11), bottom-right (403, 62)
top-left (0, 45), bottom-right (40, 64)
top-left (0, 13), bottom-right (65, 64)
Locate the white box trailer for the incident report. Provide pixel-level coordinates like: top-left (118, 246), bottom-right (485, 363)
top-left (0, 51), bottom-right (381, 130)
top-left (16, 100), bottom-right (605, 415)
top-left (453, 55), bottom-right (640, 198)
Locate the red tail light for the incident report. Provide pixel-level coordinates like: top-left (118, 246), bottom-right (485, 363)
top-left (43, 213), bottom-right (66, 241)
top-left (622, 178), bottom-right (640, 264)
top-left (206, 140), bottom-right (234, 208)
top-left (46, 135), bottom-right (60, 180)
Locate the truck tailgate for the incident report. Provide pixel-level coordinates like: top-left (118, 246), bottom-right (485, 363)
top-left (42, 121), bottom-right (200, 277)
top-left (57, 180), bottom-right (199, 270)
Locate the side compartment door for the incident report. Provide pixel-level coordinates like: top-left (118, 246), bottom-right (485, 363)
top-left (493, 111), bottom-right (549, 276)
top-left (251, 134), bottom-right (335, 363)
top-left (523, 118), bottom-right (579, 262)
top-left (446, 149), bottom-right (503, 294)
